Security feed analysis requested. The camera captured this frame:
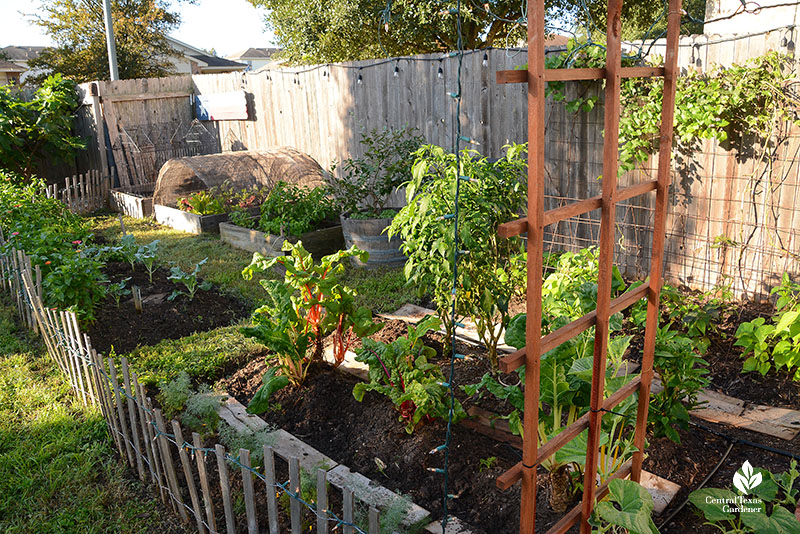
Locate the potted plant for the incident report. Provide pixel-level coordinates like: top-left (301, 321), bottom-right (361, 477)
top-left (330, 126), bottom-right (423, 268)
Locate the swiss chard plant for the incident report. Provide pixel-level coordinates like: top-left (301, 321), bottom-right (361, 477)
top-left (241, 242), bottom-right (380, 411)
top-left (689, 460), bottom-right (799, 534)
top-left (177, 190), bottom-right (225, 215)
top-left (167, 258), bottom-right (212, 301)
top-left (388, 143), bottom-right (528, 368)
top-left (735, 273), bottom-right (800, 381)
top-left (329, 126), bottom-right (424, 217)
top-left (353, 315), bottom-right (465, 433)
top-left (258, 182), bottom-right (338, 238)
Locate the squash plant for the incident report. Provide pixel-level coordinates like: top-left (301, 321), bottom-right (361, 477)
top-left (735, 273), bottom-right (800, 380)
top-left (241, 242), bottom-right (380, 412)
top-left (388, 143), bottom-right (527, 368)
top-left (353, 315), bottom-right (465, 433)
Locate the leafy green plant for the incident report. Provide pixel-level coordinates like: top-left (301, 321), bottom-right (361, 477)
top-left (134, 240), bottom-right (159, 282)
top-left (479, 456), bottom-right (498, 471)
top-left (177, 190), bottom-right (225, 215)
top-left (241, 242), bottom-right (379, 399)
top-left (590, 478), bottom-right (659, 534)
top-left (689, 460), bottom-right (799, 534)
top-left (259, 182), bottom-right (338, 237)
top-left (158, 371), bottom-right (192, 420)
top-left (182, 386), bottom-right (222, 436)
top-left (106, 277), bottom-right (131, 307)
top-left (167, 258), bottom-right (212, 301)
top-left (117, 233), bottom-right (139, 271)
top-left (228, 207), bottom-right (257, 229)
top-left (246, 367), bottom-right (289, 415)
top-left (41, 252), bottom-right (107, 322)
top-left (329, 126), bottom-right (424, 216)
top-left (735, 273), bottom-right (800, 380)
top-left (388, 143), bottom-right (528, 367)
top-left (0, 74), bottom-right (86, 179)
top-left (353, 315), bottom-right (466, 433)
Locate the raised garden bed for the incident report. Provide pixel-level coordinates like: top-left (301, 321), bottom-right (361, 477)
top-left (110, 183), bottom-right (155, 219)
top-left (220, 220), bottom-right (345, 259)
top-left (87, 261), bottom-right (248, 355)
top-left (152, 203), bottom-right (233, 234)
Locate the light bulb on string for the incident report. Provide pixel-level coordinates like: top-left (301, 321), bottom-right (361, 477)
top-left (438, 62), bottom-right (444, 79)
top-left (357, 70), bottom-right (363, 84)
top-left (394, 63), bottom-right (400, 77)
top-left (482, 52), bottom-right (489, 67)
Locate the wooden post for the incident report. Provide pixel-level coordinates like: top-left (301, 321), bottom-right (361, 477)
top-left (316, 468), bottom-right (328, 534)
top-left (631, 0), bottom-right (683, 483)
top-left (108, 358), bottom-right (135, 466)
top-left (343, 488), bottom-right (354, 534)
top-left (369, 507), bottom-right (381, 534)
top-left (215, 444), bottom-right (236, 534)
top-left (96, 349), bottom-right (124, 456)
top-left (121, 358), bottom-right (145, 479)
top-left (173, 421), bottom-right (207, 534)
top-left (70, 312), bottom-right (98, 405)
top-left (263, 445), bottom-right (280, 534)
top-left (289, 456), bottom-right (302, 534)
top-left (240, 448), bottom-right (258, 534)
top-left (192, 432), bottom-right (217, 534)
top-left (144, 396), bottom-right (170, 506)
top-left (132, 371), bottom-right (157, 484)
top-left (154, 409), bottom-right (189, 523)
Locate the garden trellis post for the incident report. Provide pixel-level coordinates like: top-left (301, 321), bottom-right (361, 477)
top-left (493, 0), bottom-right (683, 532)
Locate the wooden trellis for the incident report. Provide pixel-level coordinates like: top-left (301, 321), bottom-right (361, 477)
top-left (493, 0), bottom-right (682, 532)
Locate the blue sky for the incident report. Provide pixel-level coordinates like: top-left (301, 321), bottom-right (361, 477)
top-left (1, 0), bottom-right (277, 57)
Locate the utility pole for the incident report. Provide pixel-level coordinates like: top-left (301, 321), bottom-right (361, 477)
top-left (102, 0), bottom-right (119, 81)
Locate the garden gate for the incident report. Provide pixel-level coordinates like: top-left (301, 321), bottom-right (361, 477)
top-left (494, 0), bottom-right (682, 532)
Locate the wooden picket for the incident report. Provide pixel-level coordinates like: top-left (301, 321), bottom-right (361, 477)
top-left (45, 170), bottom-right (111, 214)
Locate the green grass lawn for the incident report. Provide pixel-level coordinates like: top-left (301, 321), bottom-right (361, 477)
top-left (0, 299), bottom-right (186, 534)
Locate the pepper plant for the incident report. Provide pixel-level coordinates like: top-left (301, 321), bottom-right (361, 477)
top-left (353, 315), bottom-right (466, 433)
top-left (241, 241), bottom-right (380, 410)
top-left (388, 143), bottom-right (527, 368)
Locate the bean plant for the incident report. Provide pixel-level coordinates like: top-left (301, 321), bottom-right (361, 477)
top-left (388, 143), bottom-right (528, 368)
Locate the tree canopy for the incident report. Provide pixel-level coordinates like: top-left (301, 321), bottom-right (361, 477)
top-left (249, 0), bottom-right (705, 65)
top-left (29, 0), bottom-right (183, 83)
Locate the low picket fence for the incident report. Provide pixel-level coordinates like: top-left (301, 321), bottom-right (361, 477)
top-left (45, 170), bottom-right (112, 214)
top-left (0, 239), bottom-right (381, 534)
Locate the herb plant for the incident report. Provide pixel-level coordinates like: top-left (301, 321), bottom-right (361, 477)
top-left (241, 242), bottom-right (379, 410)
top-left (353, 315), bottom-right (466, 433)
top-left (735, 273), bottom-right (800, 380)
top-left (167, 258), bottom-right (212, 301)
top-left (689, 461), bottom-right (799, 534)
top-left (388, 143), bottom-right (528, 367)
top-left (259, 182), bottom-right (338, 237)
top-left (329, 126), bottom-right (424, 216)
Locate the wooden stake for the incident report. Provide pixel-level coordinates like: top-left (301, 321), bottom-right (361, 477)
top-left (215, 444), bottom-right (236, 534)
top-left (240, 448), bottom-right (258, 534)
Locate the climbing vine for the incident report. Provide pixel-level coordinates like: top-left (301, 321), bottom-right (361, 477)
top-left (545, 42), bottom-right (800, 173)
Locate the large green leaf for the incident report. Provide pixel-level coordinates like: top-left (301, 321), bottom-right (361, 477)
top-left (505, 313), bottom-right (526, 349)
top-left (594, 478), bottom-right (657, 534)
top-left (689, 488), bottom-right (738, 523)
top-left (246, 368), bottom-right (289, 415)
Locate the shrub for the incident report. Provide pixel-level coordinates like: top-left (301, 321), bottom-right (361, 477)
top-left (329, 126), bottom-right (424, 216)
top-left (388, 143), bottom-right (528, 367)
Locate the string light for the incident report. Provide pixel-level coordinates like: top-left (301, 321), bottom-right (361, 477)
top-left (357, 68), bottom-right (363, 84)
top-left (394, 62), bottom-right (400, 77)
top-left (482, 52), bottom-right (489, 67)
top-left (438, 61), bottom-right (444, 79)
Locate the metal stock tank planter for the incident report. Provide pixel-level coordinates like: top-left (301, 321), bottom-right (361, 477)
top-left (220, 219), bottom-right (345, 259)
top-left (340, 211), bottom-right (405, 268)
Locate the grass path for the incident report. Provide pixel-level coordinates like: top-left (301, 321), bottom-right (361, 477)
top-left (0, 299), bottom-right (186, 534)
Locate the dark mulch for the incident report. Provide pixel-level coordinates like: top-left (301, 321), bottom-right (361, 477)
top-left (87, 261), bottom-right (248, 354)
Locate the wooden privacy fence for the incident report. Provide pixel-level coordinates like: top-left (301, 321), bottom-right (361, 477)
top-left (44, 170), bottom-right (112, 215)
top-left (0, 241), bottom-right (382, 534)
